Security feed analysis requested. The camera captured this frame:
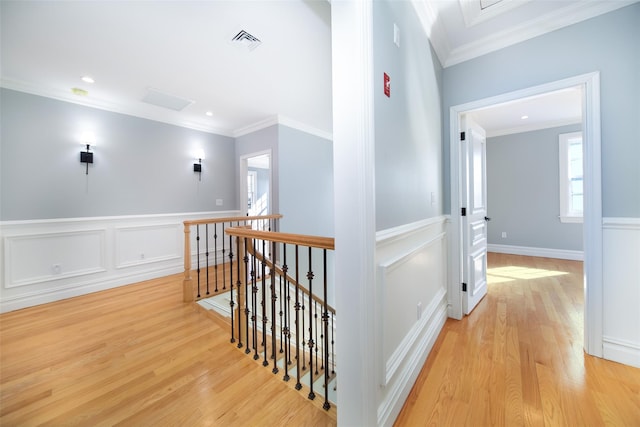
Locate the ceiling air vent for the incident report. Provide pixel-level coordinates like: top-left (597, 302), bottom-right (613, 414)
top-left (141, 88), bottom-right (193, 111)
top-left (231, 30), bottom-right (262, 51)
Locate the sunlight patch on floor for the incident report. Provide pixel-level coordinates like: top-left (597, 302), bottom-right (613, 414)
top-left (487, 266), bottom-right (568, 284)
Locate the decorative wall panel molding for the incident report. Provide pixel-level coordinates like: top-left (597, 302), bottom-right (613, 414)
top-left (0, 211), bottom-right (240, 312)
top-left (115, 223), bottom-right (181, 269)
top-left (4, 229), bottom-right (106, 288)
top-left (375, 216), bottom-right (448, 426)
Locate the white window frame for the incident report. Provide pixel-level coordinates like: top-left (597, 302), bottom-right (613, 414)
top-left (559, 131), bottom-right (583, 223)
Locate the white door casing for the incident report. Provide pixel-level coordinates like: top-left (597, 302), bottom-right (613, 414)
top-left (461, 115), bottom-right (488, 315)
top-left (448, 72), bottom-right (602, 357)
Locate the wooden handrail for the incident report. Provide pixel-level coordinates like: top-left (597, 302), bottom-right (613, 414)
top-left (225, 227), bottom-right (334, 250)
top-left (184, 214), bottom-right (283, 227)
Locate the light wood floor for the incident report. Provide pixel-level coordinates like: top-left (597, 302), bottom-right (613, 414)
top-left (0, 274), bottom-right (336, 426)
top-left (2, 255), bottom-right (639, 426)
top-left (395, 253), bottom-right (640, 426)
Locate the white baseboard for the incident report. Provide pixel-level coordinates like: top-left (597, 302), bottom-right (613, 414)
top-left (377, 301), bottom-right (447, 427)
top-left (487, 243), bottom-right (583, 261)
top-left (603, 337), bottom-right (640, 368)
top-left (0, 264), bottom-right (183, 313)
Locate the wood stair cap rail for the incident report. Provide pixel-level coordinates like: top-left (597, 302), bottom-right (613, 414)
top-left (184, 214), bottom-right (283, 227)
top-left (225, 227), bottom-right (335, 250)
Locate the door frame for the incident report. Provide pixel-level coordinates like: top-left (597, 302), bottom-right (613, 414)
top-left (448, 72), bottom-right (603, 357)
top-left (239, 149), bottom-right (272, 217)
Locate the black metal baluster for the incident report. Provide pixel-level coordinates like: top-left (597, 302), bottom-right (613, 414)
top-left (222, 223), bottom-right (226, 290)
top-left (235, 236), bottom-right (243, 349)
top-left (196, 225), bottom-right (201, 298)
top-left (307, 246), bottom-right (315, 400)
top-left (302, 294), bottom-right (306, 372)
top-left (282, 244), bottom-right (290, 381)
top-left (322, 249), bottom-right (331, 410)
top-left (279, 272), bottom-right (284, 355)
top-left (213, 223), bottom-right (218, 293)
top-left (205, 224), bottom-right (210, 296)
top-left (229, 234), bottom-right (235, 344)
top-left (252, 239), bottom-right (259, 360)
top-left (271, 240), bottom-right (278, 374)
top-left (243, 238), bottom-right (250, 355)
top-left (261, 238), bottom-right (268, 367)
top-left (314, 300), bottom-right (319, 376)
top-left (294, 245), bottom-right (302, 391)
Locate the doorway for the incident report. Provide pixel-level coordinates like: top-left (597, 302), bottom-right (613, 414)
top-left (240, 151), bottom-right (272, 224)
top-left (448, 72), bottom-right (603, 357)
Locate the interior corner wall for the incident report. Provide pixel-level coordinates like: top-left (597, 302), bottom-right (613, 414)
top-left (277, 124), bottom-right (333, 236)
top-left (0, 89), bottom-right (237, 220)
top-left (486, 124), bottom-right (583, 252)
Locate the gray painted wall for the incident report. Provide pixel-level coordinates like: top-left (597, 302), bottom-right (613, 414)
top-left (1, 89), bottom-right (236, 220)
top-left (373, 0), bottom-right (443, 231)
top-left (278, 125), bottom-right (333, 236)
top-left (487, 125), bottom-right (583, 250)
top-left (279, 124), bottom-right (334, 305)
top-left (443, 3), bottom-right (640, 218)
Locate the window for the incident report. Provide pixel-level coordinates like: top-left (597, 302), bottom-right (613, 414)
top-left (559, 131), bottom-right (583, 223)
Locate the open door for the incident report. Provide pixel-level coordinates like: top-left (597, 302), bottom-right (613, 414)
top-left (240, 151), bottom-right (271, 222)
top-left (461, 115), bottom-right (489, 315)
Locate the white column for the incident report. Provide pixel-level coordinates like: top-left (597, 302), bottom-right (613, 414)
top-left (332, 1), bottom-right (378, 425)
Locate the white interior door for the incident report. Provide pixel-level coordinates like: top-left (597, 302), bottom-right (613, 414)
top-left (461, 115), bottom-right (489, 315)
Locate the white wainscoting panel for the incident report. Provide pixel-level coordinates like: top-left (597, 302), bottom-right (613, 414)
top-left (115, 224), bottom-right (181, 269)
top-left (375, 216), bottom-right (448, 426)
top-left (4, 229), bottom-right (106, 288)
top-left (0, 211), bottom-right (240, 312)
top-left (602, 217), bottom-right (640, 368)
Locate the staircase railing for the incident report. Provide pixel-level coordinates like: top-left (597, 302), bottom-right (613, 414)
top-left (225, 226), bottom-right (336, 411)
top-left (182, 214), bottom-right (282, 302)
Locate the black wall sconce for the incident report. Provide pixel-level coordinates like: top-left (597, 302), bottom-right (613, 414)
top-left (80, 144), bottom-right (94, 175)
top-left (193, 158), bottom-right (202, 180)
top-left (193, 150), bottom-right (204, 181)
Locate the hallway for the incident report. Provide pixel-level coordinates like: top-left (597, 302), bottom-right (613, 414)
top-left (395, 253), bottom-right (640, 426)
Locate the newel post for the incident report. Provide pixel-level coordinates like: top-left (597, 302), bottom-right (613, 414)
top-left (183, 222), bottom-right (194, 302)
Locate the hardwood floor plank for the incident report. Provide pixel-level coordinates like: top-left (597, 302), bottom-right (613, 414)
top-left (0, 274), bottom-right (336, 426)
top-left (395, 253), bottom-right (640, 427)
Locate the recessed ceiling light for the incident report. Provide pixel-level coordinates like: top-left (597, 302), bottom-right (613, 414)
top-left (206, 111), bottom-right (213, 117)
top-left (521, 115), bottom-right (529, 120)
top-left (81, 76), bottom-right (95, 84)
top-left (71, 87), bottom-right (89, 96)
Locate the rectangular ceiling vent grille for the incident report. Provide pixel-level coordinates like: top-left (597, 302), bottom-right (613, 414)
top-left (231, 30), bottom-right (262, 51)
top-left (141, 88), bottom-right (193, 111)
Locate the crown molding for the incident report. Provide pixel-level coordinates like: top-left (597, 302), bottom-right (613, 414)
top-left (411, 0), bottom-right (450, 69)
top-left (233, 114), bottom-right (333, 141)
top-left (413, 0), bottom-right (638, 68)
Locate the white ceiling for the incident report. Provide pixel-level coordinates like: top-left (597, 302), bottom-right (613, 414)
top-left (1, 1), bottom-right (635, 138)
top-left (0, 0), bottom-right (333, 137)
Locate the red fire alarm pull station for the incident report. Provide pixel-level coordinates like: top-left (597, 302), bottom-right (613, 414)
top-left (384, 72), bottom-right (391, 97)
